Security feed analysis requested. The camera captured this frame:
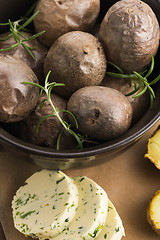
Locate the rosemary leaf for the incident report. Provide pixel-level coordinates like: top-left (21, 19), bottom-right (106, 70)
top-left (0, 42), bottom-right (19, 51)
top-left (0, 34), bottom-right (12, 41)
top-left (107, 72), bottom-right (132, 79)
top-left (60, 110), bottom-right (79, 129)
top-left (21, 42), bottom-right (36, 60)
top-left (18, 11), bottom-right (39, 31)
top-left (145, 55), bottom-right (154, 78)
top-left (36, 114), bottom-right (56, 133)
top-left (150, 74), bottom-right (160, 85)
top-left (22, 81), bottom-right (44, 91)
top-left (22, 31), bottom-right (45, 42)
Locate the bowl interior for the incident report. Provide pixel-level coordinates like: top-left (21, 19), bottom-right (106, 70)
top-left (0, 0), bottom-right (160, 166)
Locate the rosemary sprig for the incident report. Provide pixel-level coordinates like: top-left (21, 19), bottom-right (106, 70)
top-left (107, 55), bottom-right (160, 108)
top-left (23, 71), bottom-right (84, 150)
top-left (0, 11), bottom-right (45, 60)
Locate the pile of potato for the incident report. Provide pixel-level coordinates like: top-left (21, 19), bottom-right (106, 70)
top-left (0, 0), bottom-right (159, 149)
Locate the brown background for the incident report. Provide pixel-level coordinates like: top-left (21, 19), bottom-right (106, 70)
top-left (0, 121), bottom-right (160, 240)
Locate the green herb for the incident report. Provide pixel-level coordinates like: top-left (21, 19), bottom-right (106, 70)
top-left (56, 176), bottom-right (66, 184)
top-left (107, 55), bottom-right (160, 108)
top-left (78, 226), bottom-right (83, 229)
top-left (15, 197), bottom-right (23, 206)
top-left (104, 233), bottom-right (107, 239)
top-left (88, 224), bottom-right (101, 238)
top-left (90, 184), bottom-right (93, 192)
top-left (59, 192), bottom-right (64, 195)
top-left (23, 0), bottom-right (40, 18)
top-left (71, 202), bottom-right (75, 207)
top-left (20, 210), bottom-right (36, 219)
top-left (115, 227), bottom-right (120, 233)
top-left (79, 177), bottom-right (85, 182)
top-left (65, 218), bottom-right (69, 222)
top-left (0, 11), bottom-right (45, 59)
top-left (23, 70), bottom-right (84, 150)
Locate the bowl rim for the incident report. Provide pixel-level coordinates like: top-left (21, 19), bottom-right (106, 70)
top-left (0, 108), bottom-right (160, 159)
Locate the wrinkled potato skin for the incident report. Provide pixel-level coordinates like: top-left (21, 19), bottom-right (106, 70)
top-left (0, 55), bottom-right (39, 123)
top-left (101, 76), bottom-right (150, 123)
top-left (67, 86), bottom-right (132, 141)
top-left (0, 31), bottom-right (48, 84)
top-left (20, 93), bottom-right (76, 150)
top-left (34, 0), bottom-right (100, 47)
top-left (99, 0), bottom-right (160, 73)
top-left (44, 31), bottom-right (107, 99)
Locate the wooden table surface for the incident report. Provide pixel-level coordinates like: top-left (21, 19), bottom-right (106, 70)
top-left (0, 121), bottom-right (160, 240)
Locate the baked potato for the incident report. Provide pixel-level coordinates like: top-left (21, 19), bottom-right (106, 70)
top-left (0, 55), bottom-right (39, 123)
top-left (99, 0), bottom-right (160, 73)
top-left (0, 31), bottom-right (48, 84)
top-left (67, 86), bottom-right (133, 141)
top-left (20, 92), bottom-right (76, 150)
top-left (101, 76), bottom-right (150, 123)
top-left (33, 0), bottom-right (100, 47)
top-left (44, 31), bottom-right (107, 99)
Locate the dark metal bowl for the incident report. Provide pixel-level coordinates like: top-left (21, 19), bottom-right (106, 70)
top-left (0, 0), bottom-right (160, 169)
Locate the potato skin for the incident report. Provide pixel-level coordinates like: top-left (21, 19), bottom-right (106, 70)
top-left (99, 0), bottom-right (160, 73)
top-left (100, 76), bottom-right (150, 123)
top-left (67, 86), bottom-right (133, 141)
top-left (34, 0), bottom-right (100, 47)
top-left (0, 31), bottom-right (48, 84)
top-left (0, 55), bottom-right (39, 123)
top-left (20, 92), bottom-right (76, 150)
top-left (44, 31), bottom-right (107, 99)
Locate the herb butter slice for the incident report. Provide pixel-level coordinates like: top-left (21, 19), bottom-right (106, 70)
top-left (12, 170), bottom-right (78, 239)
top-left (96, 200), bottom-right (125, 240)
top-left (51, 176), bottom-right (108, 240)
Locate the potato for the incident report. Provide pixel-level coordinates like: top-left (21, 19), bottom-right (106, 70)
top-left (44, 31), bottom-right (107, 99)
top-left (67, 86), bottom-right (133, 141)
top-left (33, 0), bottom-right (100, 47)
top-left (20, 92), bottom-right (76, 150)
top-left (99, 0), bottom-right (160, 73)
top-left (145, 126), bottom-right (160, 170)
top-left (0, 31), bottom-right (48, 84)
top-left (0, 55), bottom-right (39, 123)
top-left (147, 190), bottom-right (160, 235)
top-left (100, 76), bottom-right (150, 123)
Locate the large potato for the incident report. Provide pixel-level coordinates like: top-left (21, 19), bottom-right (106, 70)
top-left (0, 55), bottom-right (39, 123)
top-left (0, 31), bottom-right (48, 84)
top-left (67, 86), bottom-right (133, 141)
top-left (20, 92), bottom-right (76, 150)
top-left (99, 0), bottom-right (160, 73)
top-left (100, 76), bottom-right (150, 123)
top-left (44, 31), bottom-right (107, 99)
top-left (34, 0), bottom-right (100, 47)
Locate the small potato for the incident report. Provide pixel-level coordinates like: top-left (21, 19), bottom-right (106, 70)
top-left (0, 31), bottom-right (48, 84)
top-left (0, 55), bottom-right (39, 123)
top-left (20, 92), bottom-right (76, 150)
top-left (67, 86), bottom-right (133, 141)
top-left (44, 31), bottom-right (107, 99)
top-left (147, 190), bottom-right (160, 235)
top-left (34, 0), bottom-right (100, 47)
top-left (99, 0), bottom-right (160, 73)
top-left (100, 76), bottom-right (150, 123)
